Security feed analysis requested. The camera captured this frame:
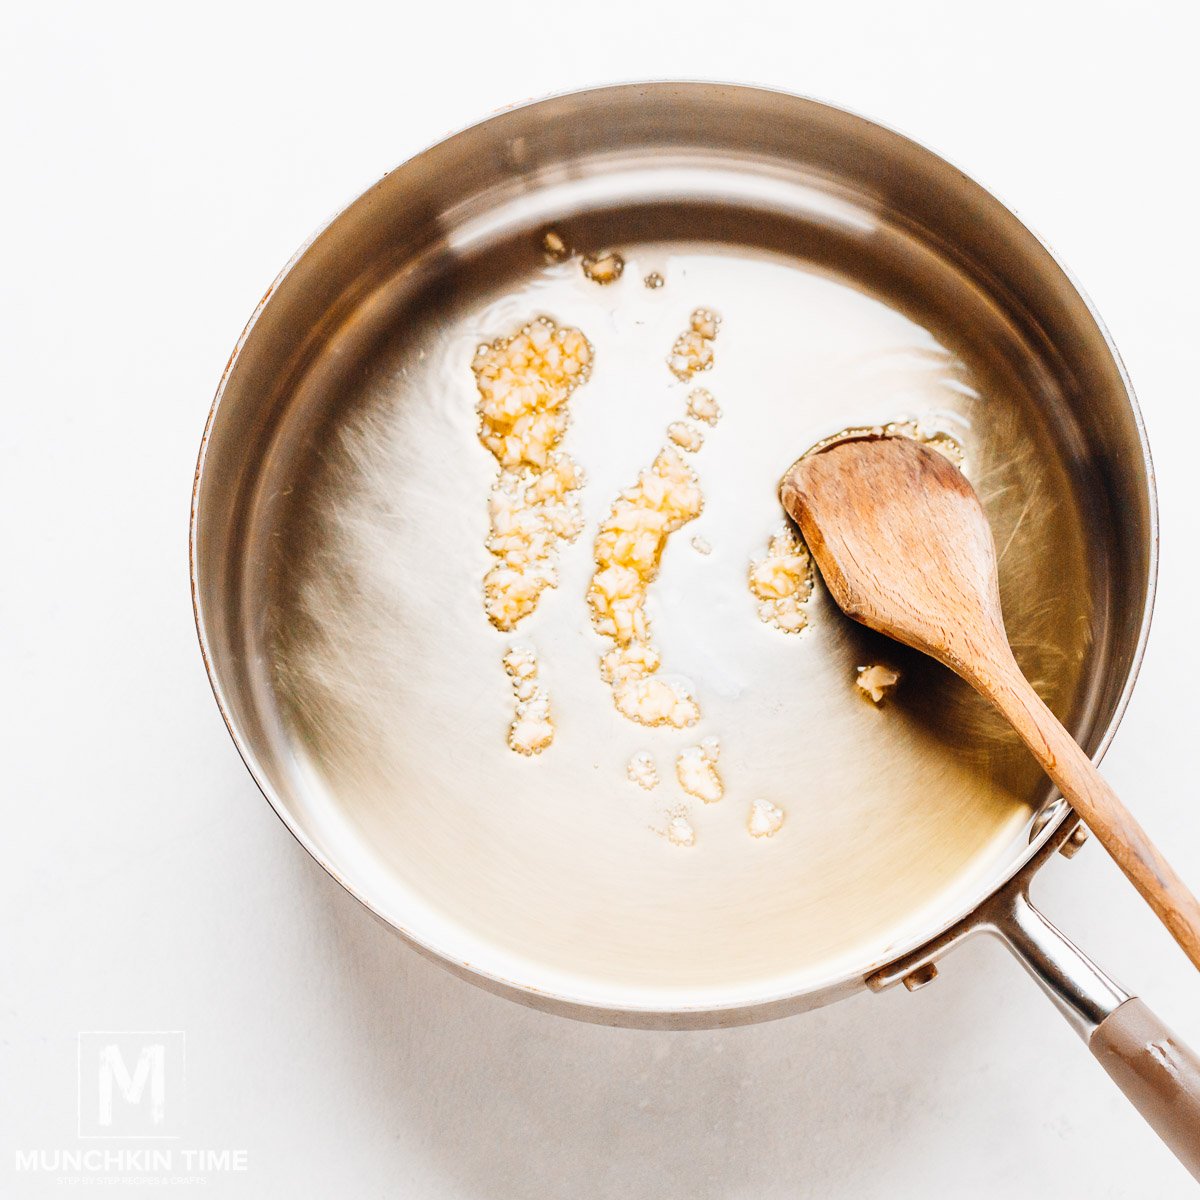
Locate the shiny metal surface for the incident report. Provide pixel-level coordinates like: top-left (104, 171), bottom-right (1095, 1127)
top-left (996, 892), bottom-right (1129, 1037)
top-left (191, 84), bottom-right (1156, 1026)
top-left (869, 817), bottom-right (1129, 1038)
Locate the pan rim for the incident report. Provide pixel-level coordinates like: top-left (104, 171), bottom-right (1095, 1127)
top-left (189, 79), bottom-right (1159, 1026)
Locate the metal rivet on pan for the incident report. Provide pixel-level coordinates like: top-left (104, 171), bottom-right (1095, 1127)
top-left (1059, 825), bottom-right (1090, 859)
top-left (902, 963), bottom-right (938, 991)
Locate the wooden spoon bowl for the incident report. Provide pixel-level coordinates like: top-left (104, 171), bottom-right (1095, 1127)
top-left (781, 434), bottom-right (1200, 971)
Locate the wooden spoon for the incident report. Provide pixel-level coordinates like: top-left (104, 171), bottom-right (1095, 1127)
top-left (780, 433), bottom-right (1200, 971)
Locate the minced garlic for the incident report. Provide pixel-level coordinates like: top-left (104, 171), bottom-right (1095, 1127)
top-left (748, 527), bottom-right (814, 633)
top-left (921, 430), bottom-right (965, 468)
top-left (856, 663), bottom-right (900, 704)
top-left (503, 645), bottom-right (554, 755)
top-left (686, 388), bottom-right (720, 425)
top-left (691, 535), bottom-right (712, 555)
top-left (588, 446), bottom-right (704, 727)
top-left (627, 752), bottom-right (660, 791)
top-left (541, 229), bottom-right (570, 262)
top-left (676, 738), bottom-right (723, 803)
top-left (666, 811), bottom-right (696, 847)
top-left (748, 798), bottom-right (785, 838)
top-left (667, 421), bottom-right (704, 453)
top-left (668, 308), bottom-right (720, 380)
top-left (581, 251), bottom-right (624, 285)
top-left (586, 307), bottom-right (724, 728)
top-left (472, 318), bottom-right (593, 631)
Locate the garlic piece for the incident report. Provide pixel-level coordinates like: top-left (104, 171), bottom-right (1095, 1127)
top-left (676, 738), bottom-right (723, 803)
top-left (541, 229), bottom-right (569, 262)
top-left (503, 645), bottom-right (554, 755)
top-left (920, 430), bottom-right (965, 469)
top-left (686, 388), bottom-right (720, 425)
top-left (748, 798), bottom-right (785, 839)
top-left (588, 307), bottom-right (722, 727)
top-left (473, 318), bottom-right (592, 630)
top-left (748, 527), bottom-right (815, 633)
top-left (581, 250), bottom-right (624, 285)
top-left (668, 308), bottom-right (720, 381)
top-left (667, 813), bottom-right (696, 847)
top-left (856, 664), bottom-right (901, 704)
top-left (588, 446), bottom-right (705, 728)
top-left (667, 421), bottom-right (704, 453)
top-left (627, 752), bottom-right (660, 791)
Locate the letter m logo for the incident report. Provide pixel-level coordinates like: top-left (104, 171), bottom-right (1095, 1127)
top-left (78, 1032), bottom-right (185, 1138)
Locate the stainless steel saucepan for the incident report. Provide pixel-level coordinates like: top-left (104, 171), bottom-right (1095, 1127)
top-left (190, 83), bottom-right (1200, 1174)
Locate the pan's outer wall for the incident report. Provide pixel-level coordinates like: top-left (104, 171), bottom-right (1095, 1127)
top-left (190, 83), bottom-right (1156, 1027)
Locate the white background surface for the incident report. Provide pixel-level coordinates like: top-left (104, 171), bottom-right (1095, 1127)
top-left (3, 2), bottom-right (1199, 1195)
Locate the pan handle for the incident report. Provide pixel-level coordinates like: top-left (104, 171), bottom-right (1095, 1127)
top-left (1091, 999), bottom-right (1200, 1176)
top-left (989, 890), bottom-right (1200, 1181)
top-left (865, 818), bottom-right (1200, 1179)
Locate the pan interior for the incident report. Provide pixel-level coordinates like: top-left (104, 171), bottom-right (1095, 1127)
top-left (215, 126), bottom-right (1129, 1016)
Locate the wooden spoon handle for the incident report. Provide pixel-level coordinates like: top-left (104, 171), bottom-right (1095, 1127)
top-left (984, 659), bottom-right (1200, 972)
